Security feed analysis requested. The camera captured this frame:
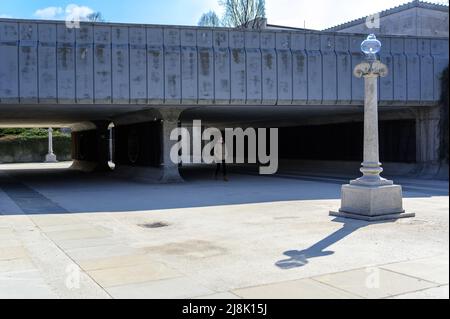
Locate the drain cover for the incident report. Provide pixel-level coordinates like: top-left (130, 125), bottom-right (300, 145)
top-left (139, 222), bottom-right (169, 229)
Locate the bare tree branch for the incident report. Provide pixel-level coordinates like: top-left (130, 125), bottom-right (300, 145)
top-left (87, 12), bottom-right (105, 22)
top-left (219, 0), bottom-right (266, 29)
top-left (198, 11), bottom-right (221, 27)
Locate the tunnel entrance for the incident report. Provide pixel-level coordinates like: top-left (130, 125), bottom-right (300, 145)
top-left (179, 107), bottom-right (421, 180)
top-left (279, 120), bottom-right (416, 163)
top-left (113, 122), bottom-right (162, 167)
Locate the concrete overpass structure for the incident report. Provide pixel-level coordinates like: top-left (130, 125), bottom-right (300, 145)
top-left (0, 18), bottom-right (448, 181)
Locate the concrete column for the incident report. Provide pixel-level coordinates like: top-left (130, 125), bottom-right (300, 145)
top-left (159, 109), bottom-right (183, 183)
top-left (45, 128), bottom-right (57, 163)
top-left (94, 121), bottom-right (112, 172)
top-left (361, 75), bottom-right (382, 179)
top-left (351, 61), bottom-right (390, 186)
top-left (415, 107), bottom-right (440, 165)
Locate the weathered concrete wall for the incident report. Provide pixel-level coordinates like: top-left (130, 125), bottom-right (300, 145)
top-left (329, 7), bottom-right (449, 38)
top-left (0, 19), bottom-right (447, 107)
top-left (0, 136), bottom-right (71, 163)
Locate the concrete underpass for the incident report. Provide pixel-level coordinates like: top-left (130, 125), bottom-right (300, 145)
top-left (0, 19), bottom-right (448, 182)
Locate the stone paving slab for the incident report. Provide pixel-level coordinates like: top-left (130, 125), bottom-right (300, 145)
top-left (195, 292), bottom-right (242, 299)
top-left (66, 244), bottom-right (142, 262)
top-left (29, 215), bottom-right (82, 227)
top-left (0, 246), bottom-right (28, 261)
top-left (389, 285), bottom-right (449, 299)
top-left (56, 237), bottom-right (124, 250)
top-left (107, 277), bottom-right (214, 299)
top-left (0, 258), bottom-right (36, 273)
top-left (233, 278), bottom-right (360, 299)
top-left (313, 267), bottom-right (438, 299)
top-left (0, 238), bottom-right (21, 248)
top-left (44, 227), bottom-right (112, 241)
top-left (380, 255), bottom-right (449, 285)
top-left (87, 262), bottom-right (181, 288)
top-left (0, 270), bottom-right (57, 299)
top-left (38, 223), bottom-right (100, 233)
top-left (79, 253), bottom-right (162, 271)
top-left (0, 228), bottom-right (14, 236)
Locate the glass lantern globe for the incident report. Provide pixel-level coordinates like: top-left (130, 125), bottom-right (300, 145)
top-left (361, 34), bottom-right (381, 60)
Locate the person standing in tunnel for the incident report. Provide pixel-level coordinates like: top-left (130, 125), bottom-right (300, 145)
top-left (214, 137), bottom-right (229, 182)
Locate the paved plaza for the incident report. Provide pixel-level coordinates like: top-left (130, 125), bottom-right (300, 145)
top-left (0, 163), bottom-right (448, 299)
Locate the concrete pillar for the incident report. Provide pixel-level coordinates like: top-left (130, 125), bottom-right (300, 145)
top-left (111, 108), bottom-right (185, 183)
top-left (159, 109), bottom-right (183, 183)
top-left (360, 75), bottom-right (383, 183)
top-left (71, 121), bottom-right (111, 172)
top-left (351, 61), bottom-right (391, 186)
top-left (415, 107), bottom-right (441, 175)
top-left (45, 128), bottom-right (57, 163)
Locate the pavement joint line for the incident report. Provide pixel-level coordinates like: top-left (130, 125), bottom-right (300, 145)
top-left (308, 277), bottom-right (367, 299)
top-left (231, 257), bottom-right (448, 300)
top-left (13, 204), bottom-right (115, 299)
top-left (232, 274), bottom-right (366, 299)
top-left (97, 273), bottom-right (186, 289)
top-left (375, 254), bottom-right (449, 268)
top-left (380, 284), bottom-right (450, 299)
top-left (102, 274), bottom-right (214, 294)
top-left (228, 272), bottom-right (365, 299)
top-left (308, 267), bottom-right (443, 300)
top-left (48, 216), bottom-right (201, 293)
top-left (378, 266), bottom-right (444, 286)
top-left (197, 291), bottom-right (242, 299)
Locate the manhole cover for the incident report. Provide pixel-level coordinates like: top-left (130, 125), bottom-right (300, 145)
top-left (138, 222), bottom-right (169, 229)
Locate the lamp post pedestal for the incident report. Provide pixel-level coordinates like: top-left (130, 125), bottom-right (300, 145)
top-left (330, 60), bottom-right (414, 221)
top-left (45, 128), bottom-right (58, 163)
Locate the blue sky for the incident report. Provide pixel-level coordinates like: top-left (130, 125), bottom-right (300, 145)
top-left (0, 0), bottom-right (448, 30)
top-left (0, 0), bottom-right (221, 25)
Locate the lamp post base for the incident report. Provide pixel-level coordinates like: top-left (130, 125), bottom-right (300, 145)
top-left (330, 183), bottom-right (415, 221)
top-left (330, 210), bottom-right (415, 222)
top-left (45, 153), bottom-right (57, 163)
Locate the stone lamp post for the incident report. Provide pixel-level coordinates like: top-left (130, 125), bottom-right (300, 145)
top-left (330, 34), bottom-right (414, 221)
top-left (45, 128), bottom-right (58, 163)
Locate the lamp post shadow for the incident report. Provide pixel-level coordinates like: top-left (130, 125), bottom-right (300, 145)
top-left (275, 218), bottom-right (394, 270)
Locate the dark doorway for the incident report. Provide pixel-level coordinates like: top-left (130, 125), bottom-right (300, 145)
top-left (279, 120), bottom-right (416, 163)
top-left (114, 122), bottom-right (162, 167)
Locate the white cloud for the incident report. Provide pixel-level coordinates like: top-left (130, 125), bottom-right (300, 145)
top-left (33, 4), bottom-right (95, 21)
top-left (65, 4), bottom-right (95, 21)
top-left (34, 6), bottom-right (63, 19)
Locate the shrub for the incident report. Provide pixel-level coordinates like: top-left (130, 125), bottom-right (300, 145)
top-left (0, 128), bottom-right (70, 139)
